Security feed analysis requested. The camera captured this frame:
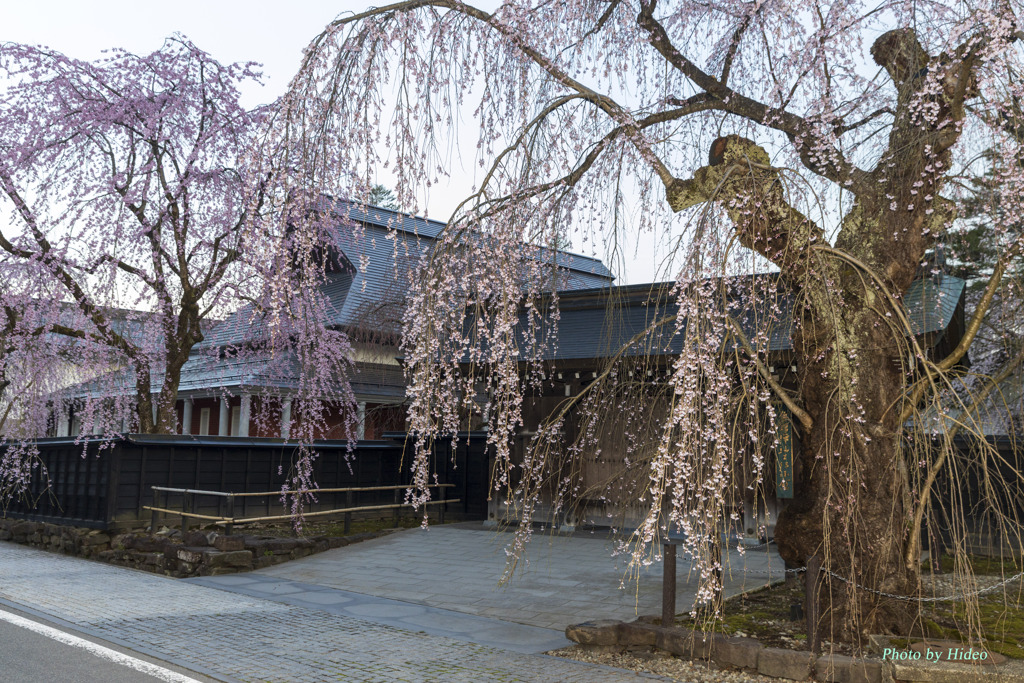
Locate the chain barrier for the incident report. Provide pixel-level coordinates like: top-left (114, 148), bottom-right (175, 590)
top-left (720, 563), bottom-right (1023, 602)
top-left (823, 568), bottom-right (1024, 603)
top-left (740, 567), bottom-right (805, 578)
top-left (673, 539), bottom-right (1023, 602)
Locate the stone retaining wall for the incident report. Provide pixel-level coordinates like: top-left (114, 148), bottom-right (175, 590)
top-left (566, 618), bottom-right (882, 682)
top-left (0, 518), bottom-right (375, 578)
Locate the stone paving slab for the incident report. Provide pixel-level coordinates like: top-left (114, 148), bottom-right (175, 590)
top-left (0, 542), bottom-right (661, 682)
top-left (187, 573), bottom-right (570, 654)
top-left (244, 524), bottom-right (786, 630)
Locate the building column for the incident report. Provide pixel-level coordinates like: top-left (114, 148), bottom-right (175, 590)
top-left (56, 408), bottom-right (69, 437)
top-left (356, 401), bottom-right (366, 440)
top-left (280, 398), bottom-right (292, 440)
top-left (239, 393), bottom-right (251, 437)
top-left (151, 398), bottom-right (158, 430)
top-left (181, 398), bottom-right (193, 435)
top-left (218, 398), bottom-right (230, 436)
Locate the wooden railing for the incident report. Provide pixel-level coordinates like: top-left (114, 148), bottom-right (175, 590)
top-left (144, 484), bottom-right (457, 535)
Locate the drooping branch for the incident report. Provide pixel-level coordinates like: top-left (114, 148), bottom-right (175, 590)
top-left (904, 343), bottom-right (1024, 568)
top-left (635, 0), bottom-right (865, 188)
top-left (898, 240), bottom-right (1024, 422)
top-left (0, 169), bottom-right (137, 359)
top-left (300, 0), bottom-right (682, 189)
top-left (726, 315), bottom-right (812, 431)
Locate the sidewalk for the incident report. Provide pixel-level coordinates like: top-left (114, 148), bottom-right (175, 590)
top-left (221, 524), bottom-right (786, 630)
top-left (0, 541), bottom-right (660, 682)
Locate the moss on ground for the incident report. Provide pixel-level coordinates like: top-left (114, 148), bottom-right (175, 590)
top-left (675, 556), bottom-right (1023, 659)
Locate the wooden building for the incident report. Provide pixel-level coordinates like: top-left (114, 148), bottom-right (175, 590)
top-left (476, 271), bottom-right (968, 538)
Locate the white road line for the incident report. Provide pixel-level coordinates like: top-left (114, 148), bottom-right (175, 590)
top-left (0, 608), bottom-right (204, 683)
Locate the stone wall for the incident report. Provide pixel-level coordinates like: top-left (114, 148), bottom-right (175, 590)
top-left (0, 518), bottom-right (375, 578)
top-left (566, 618), bottom-right (883, 683)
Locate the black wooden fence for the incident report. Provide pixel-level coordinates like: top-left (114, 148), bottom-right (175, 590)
top-left (1, 433), bottom-right (491, 530)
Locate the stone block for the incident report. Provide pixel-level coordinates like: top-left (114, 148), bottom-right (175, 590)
top-left (714, 635), bottom-right (762, 670)
top-left (815, 654), bottom-right (882, 683)
top-left (655, 628), bottom-right (715, 659)
top-left (617, 621), bottom-right (657, 647)
top-left (211, 534), bottom-right (245, 551)
top-left (759, 647), bottom-right (814, 681)
top-left (124, 535), bottom-right (166, 553)
top-left (181, 531), bottom-right (211, 547)
top-left (0, 530), bottom-right (11, 541)
top-left (10, 521), bottom-right (38, 539)
top-left (565, 620), bottom-right (621, 647)
top-left (176, 560), bottom-right (199, 576)
top-left (198, 565), bottom-right (242, 577)
top-left (81, 533), bottom-right (110, 546)
top-left (203, 550), bottom-right (253, 569)
top-left (267, 538), bottom-right (298, 554)
top-left (242, 536), bottom-right (265, 550)
top-left (176, 547), bottom-right (205, 564)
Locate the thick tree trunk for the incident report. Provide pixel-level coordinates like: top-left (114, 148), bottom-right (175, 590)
top-left (775, 283), bottom-right (920, 640)
top-left (659, 22), bottom-right (982, 642)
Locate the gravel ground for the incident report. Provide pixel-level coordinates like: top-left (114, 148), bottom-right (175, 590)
top-left (923, 571), bottom-right (1022, 597)
top-left (546, 572), bottom-right (1023, 681)
top-left (549, 646), bottom-right (779, 682)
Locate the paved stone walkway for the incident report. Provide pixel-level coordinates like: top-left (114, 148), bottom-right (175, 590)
top-left (0, 542), bottom-right (661, 682)
top-left (233, 524), bottom-right (785, 630)
top-left (187, 573), bottom-right (570, 654)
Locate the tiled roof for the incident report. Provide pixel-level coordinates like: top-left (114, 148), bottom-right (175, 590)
top-left (200, 201), bottom-right (615, 349)
top-left (495, 274), bottom-right (967, 362)
top-left (70, 349), bottom-right (406, 402)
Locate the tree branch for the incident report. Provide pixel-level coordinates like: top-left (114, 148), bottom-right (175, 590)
top-left (635, 0), bottom-right (864, 187)
top-left (665, 136), bottom-right (827, 279)
top-left (727, 315), bottom-right (813, 431)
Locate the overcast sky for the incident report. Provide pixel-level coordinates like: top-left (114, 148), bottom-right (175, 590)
top-left (5, 1), bottom-right (356, 108)
top-left (5, 1), bottom-right (662, 283)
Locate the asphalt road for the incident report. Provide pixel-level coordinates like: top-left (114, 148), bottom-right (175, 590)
top-left (0, 606), bottom-right (217, 683)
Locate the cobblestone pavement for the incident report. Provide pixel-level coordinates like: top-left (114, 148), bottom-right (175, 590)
top-left (187, 574), bottom-right (572, 654)
top-left (0, 542), bottom-right (662, 682)
top-left (248, 524), bottom-right (786, 630)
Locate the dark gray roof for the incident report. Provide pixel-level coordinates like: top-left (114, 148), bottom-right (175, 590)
top-left (495, 274), bottom-right (967, 363)
top-left (69, 348), bottom-right (406, 403)
top-left (201, 201), bottom-right (615, 349)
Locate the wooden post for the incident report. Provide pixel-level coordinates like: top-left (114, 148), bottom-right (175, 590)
top-left (226, 494), bottom-right (235, 536)
top-left (393, 487), bottom-right (401, 527)
top-left (662, 542), bottom-right (677, 627)
top-left (439, 485), bottom-right (447, 524)
top-left (181, 492), bottom-right (191, 533)
top-left (150, 487), bottom-right (158, 532)
top-left (344, 490), bottom-right (353, 534)
top-left (806, 554), bottom-right (821, 655)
